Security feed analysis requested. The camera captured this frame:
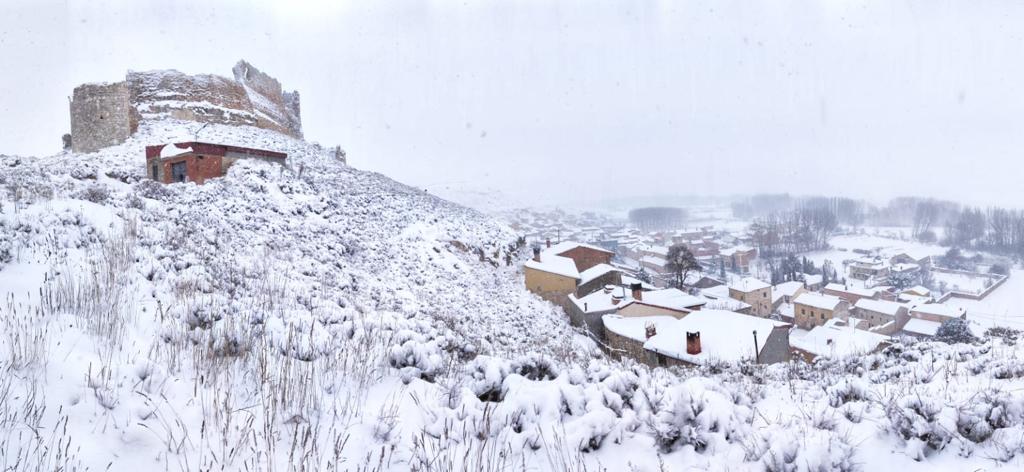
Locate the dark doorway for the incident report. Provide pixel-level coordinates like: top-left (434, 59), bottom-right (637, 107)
top-left (171, 162), bottom-right (187, 183)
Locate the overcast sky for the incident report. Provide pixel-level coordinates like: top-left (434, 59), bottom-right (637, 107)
top-left (3, 0), bottom-right (1024, 207)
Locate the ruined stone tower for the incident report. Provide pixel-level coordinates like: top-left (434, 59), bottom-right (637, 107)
top-left (69, 60), bottom-right (302, 153)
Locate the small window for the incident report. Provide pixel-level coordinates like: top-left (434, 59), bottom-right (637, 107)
top-left (151, 164), bottom-right (158, 180)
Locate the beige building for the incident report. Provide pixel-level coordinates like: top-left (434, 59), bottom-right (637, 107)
top-left (853, 298), bottom-right (908, 332)
top-left (793, 292), bottom-right (850, 329)
top-left (728, 277), bottom-right (773, 317)
top-left (523, 241), bottom-right (614, 308)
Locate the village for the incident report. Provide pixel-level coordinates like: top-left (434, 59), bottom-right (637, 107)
top-left (516, 206), bottom-right (1012, 367)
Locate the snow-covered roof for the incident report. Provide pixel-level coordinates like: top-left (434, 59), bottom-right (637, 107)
top-left (547, 240), bottom-right (613, 256)
top-left (790, 319), bottom-right (890, 358)
top-left (803, 274), bottom-right (823, 285)
top-left (720, 245), bottom-right (755, 256)
top-left (640, 255), bottom-right (667, 267)
top-left (854, 298), bottom-right (905, 317)
top-left (160, 143), bottom-right (193, 158)
top-left (637, 289), bottom-right (707, 312)
top-left (793, 292), bottom-right (845, 311)
top-left (644, 310), bottom-right (789, 364)
top-left (570, 287), bottom-right (706, 314)
top-left (772, 281), bottom-right (804, 303)
top-left (620, 275), bottom-right (656, 291)
top-left (700, 284), bottom-right (730, 300)
top-left (910, 303), bottom-right (965, 319)
top-left (730, 277), bottom-right (770, 292)
top-left (578, 264), bottom-right (620, 285)
top-left (903, 318), bottom-right (942, 336)
top-left (824, 283), bottom-right (877, 298)
top-left (902, 285), bottom-right (931, 296)
top-left (524, 253), bottom-right (580, 279)
top-left (524, 240), bottom-right (613, 279)
top-left (602, 315), bottom-right (677, 342)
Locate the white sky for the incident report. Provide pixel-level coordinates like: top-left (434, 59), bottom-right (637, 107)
top-left (2, 0), bottom-right (1024, 207)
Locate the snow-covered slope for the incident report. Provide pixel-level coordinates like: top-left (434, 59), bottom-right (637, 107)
top-left (3, 120), bottom-right (1024, 471)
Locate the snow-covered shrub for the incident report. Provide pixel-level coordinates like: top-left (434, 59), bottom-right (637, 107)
top-left (389, 331), bottom-right (444, 382)
top-left (651, 379), bottom-right (752, 453)
top-left (756, 425), bottom-right (858, 472)
top-left (75, 183), bottom-right (110, 203)
top-left (0, 220), bottom-right (12, 267)
top-left (935, 318), bottom-right (977, 344)
top-left (826, 378), bottom-right (870, 407)
top-left (956, 390), bottom-right (1023, 444)
top-left (886, 395), bottom-right (957, 459)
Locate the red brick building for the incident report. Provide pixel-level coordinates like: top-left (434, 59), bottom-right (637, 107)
top-left (145, 142), bottom-right (287, 185)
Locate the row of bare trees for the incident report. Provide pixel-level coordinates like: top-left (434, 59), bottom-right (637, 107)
top-left (749, 206), bottom-right (838, 258)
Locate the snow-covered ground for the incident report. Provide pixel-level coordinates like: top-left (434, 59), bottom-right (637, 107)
top-left (4, 120), bottom-right (1024, 470)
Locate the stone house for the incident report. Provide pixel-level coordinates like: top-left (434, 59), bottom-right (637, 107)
top-left (771, 281), bottom-right (806, 311)
top-left (567, 284), bottom-right (706, 338)
top-left (637, 310), bottom-right (792, 367)
top-left (823, 283), bottom-right (878, 306)
top-left (728, 277), bottom-right (773, 317)
top-left (524, 241), bottom-right (614, 309)
top-left (145, 142), bottom-right (287, 185)
top-left (853, 298), bottom-right (908, 331)
top-left (793, 292), bottom-right (850, 329)
top-left (790, 318), bottom-right (891, 361)
top-left (721, 246), bottom-right (757, 274)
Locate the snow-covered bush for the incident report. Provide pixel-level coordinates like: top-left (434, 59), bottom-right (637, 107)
top-left (651, 379), bottom-right (752, 452)
top-left (886, 395), bottom-right (957, 459)
top-left (935, 318), bottom-right (977, 344)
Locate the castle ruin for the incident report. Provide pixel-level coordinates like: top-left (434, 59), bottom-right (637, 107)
top-left (68, 60), bottom-right (302, 153)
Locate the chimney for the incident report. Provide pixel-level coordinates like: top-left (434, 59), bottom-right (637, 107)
top-left (532, 247), bottom-right (541, 262)
top-left (546, 238), bottom-right (551, 248)
top-left (686, 331), bottom-right (701, 355)
top-left (611, 294), bottom-right (623, 305)
top-left (603, 284), bottom-right (614, 294)
top-left (631, 283), bottom-right (643, 301)
top-left (645, 322), bottom-right (657, 339)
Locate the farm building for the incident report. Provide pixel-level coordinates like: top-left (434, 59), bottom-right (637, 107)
top-left (145, 142), bottom-right (287, 185)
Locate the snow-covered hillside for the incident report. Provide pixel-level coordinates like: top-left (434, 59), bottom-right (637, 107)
top-left (3, 121), bottom-right (1024, 471)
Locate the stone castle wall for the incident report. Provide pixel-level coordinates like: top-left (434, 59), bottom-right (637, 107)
top-left (69, 82), bottom-right (135, 153)
top-left (70, 61), bottom-right (302, 153)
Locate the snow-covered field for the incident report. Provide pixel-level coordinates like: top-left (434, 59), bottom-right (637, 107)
top-left (803, 232), bottom-right (947, 269)
top-left (4, 120), bottom-right (1024, 470)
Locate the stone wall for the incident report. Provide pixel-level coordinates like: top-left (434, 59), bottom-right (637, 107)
top-left (69, 60), bottom-right (303, 153)
top-left (69, 82), bottom-right (134, 153)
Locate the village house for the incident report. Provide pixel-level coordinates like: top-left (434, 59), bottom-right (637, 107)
top-left (523, 240), bottom-right (615, 308)
top-left (614, 310), bottom-right (791, 367)
top-left (791, 318), bottom-right (891, 360)
top-left (699, 284), bottom-right (753, 314)
top-left (823, 283), bottom-right (879, 305)
top-left (568, 284), bottom-right (706, 336)
top-left (898, 302), bottom-right (966, 338)
top-left (771, 281), bottom-right (806, 310)
top-left (847, 256), bottom-right (890, 281)
top-left (793, 292), bottom-right (850, 329)
top-left (720, 246), bottom-right (757, 274)
top-left (728, 277), bottom-right (773, 317)
top-left (853, 298), bottom-right (908, 333)
top-left (803, 273), bottom-right (824, 291)
top-left (146, 142), bottom-right (287, 185)
top-left (890, 250), bottom-right (933, 269)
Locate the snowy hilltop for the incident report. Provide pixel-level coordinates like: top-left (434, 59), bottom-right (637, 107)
top-left (4, 120), bottom-right (1024, 471)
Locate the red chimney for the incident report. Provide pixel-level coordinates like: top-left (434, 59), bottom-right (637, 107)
top-left (686, 331), bottom-right (701, 355)
top-left (631, 283), bottom-right (643, 301)
top-left (532, 247), bottom-right (541, 262)
top-left (645, 322), bottom-right (657, 339)
top-left (611, 295), bottom-right (623, 305)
